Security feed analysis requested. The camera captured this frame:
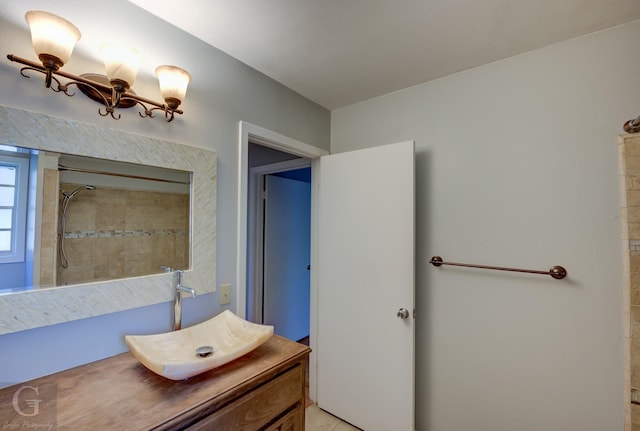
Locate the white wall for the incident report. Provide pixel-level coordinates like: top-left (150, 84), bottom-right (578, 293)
top-left (331, 21), bottom-right (640, 431)
top-left (0, 0), bottom-right (329, 384)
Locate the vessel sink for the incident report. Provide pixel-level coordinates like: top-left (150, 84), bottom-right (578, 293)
top-left (124, 310), bottom-right (274, 380)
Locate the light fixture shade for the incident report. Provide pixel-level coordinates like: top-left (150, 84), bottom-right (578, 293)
top-left (25, 11), bottom-right (81, 67)
top-left (156, 65), bottom-right (191, 105)
top-left (101, 44), bottom-right (141, 88)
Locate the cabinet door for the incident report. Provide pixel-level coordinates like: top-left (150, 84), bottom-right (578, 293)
top-left (184, 366), bottom-right (303, 431)
top-left (263, 406), bottom-right (303, 431)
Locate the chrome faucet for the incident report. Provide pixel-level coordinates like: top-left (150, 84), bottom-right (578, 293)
top-left (164, 267), bottom-right (196, 331)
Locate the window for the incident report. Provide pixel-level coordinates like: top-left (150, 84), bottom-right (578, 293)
top-left (0, 153), bottom-right (29, 263)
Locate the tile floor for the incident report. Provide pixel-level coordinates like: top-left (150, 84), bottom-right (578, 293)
top-left (305, 404), bottom-right (361, 430)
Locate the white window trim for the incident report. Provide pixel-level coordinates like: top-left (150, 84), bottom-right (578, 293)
top-left (0, 154), bottom-right (29, 264)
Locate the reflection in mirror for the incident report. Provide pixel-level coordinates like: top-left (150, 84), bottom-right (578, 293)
top-left (0, 146), bottom-right (191, 294)
top-left (0, 144), bottom-right (35, 292)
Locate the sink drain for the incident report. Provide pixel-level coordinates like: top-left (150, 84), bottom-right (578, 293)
top-left (196, 346), bottom-right (214, 357)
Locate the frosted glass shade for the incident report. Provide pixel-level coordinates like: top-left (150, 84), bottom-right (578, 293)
top-left (101, 44), bottom-right (141, 88)
top-left (25, 11), bottom-right (80, 67)
top-left (156, 65), bottom-right (191, 105)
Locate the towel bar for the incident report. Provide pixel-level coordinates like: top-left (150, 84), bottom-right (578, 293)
top-left (429, 256), bottom-right (567, 280)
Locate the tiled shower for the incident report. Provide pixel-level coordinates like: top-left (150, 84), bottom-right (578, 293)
top-left (618, 133), bottom-right (640, 430)
top-left (48, 180), bottom-right (189, 286)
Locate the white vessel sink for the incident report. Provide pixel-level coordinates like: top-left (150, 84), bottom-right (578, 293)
top-left (125, 310), bottom-right (274, 380)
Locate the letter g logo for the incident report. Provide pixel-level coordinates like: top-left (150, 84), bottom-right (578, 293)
top-left (12, 385), bottom-right (41, 417)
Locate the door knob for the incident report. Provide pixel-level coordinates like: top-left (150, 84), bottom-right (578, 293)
top-left (397, 308), bottom-right (410, 319)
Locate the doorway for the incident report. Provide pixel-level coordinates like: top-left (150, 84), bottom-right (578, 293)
top-left (236, 121), bottom-right (328, 403)
top-left (237, 124), bottom-right (416, 429)
top-left (246, 146), bottom-right (312, 341)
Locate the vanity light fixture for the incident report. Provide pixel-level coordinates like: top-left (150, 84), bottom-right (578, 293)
top-left (624, 115), bottom-right (640, 133)
top-left (6, 10), bottom-right (191, 122)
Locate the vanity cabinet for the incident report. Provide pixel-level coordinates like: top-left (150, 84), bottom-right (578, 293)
top-left (183, 361), bottom-right (304, 430)
top-left (0, 335), bottom-right (310, 431)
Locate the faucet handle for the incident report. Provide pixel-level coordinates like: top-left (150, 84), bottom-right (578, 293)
top-left (176, 269), bottom-right (184, 285)
top-left (160, 265), bottom-right (173, 273)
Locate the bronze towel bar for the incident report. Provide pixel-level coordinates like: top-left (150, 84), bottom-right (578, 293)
top-left (429, 256), bottom-right (567, 280)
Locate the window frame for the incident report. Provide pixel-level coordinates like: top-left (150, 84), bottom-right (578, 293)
top-left (0, 153), bottom-right (29, 264)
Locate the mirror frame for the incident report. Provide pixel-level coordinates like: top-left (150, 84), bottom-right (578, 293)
top-left (0, 105), bottom-right (216, 335)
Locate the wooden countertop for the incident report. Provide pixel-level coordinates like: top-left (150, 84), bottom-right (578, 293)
top-left (0, 335), bottom-right (310, 430)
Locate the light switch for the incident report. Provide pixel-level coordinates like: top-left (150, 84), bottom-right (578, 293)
top-left (219, 283), bottom-right (232, 305)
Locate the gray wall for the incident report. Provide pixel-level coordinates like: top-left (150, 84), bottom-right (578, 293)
top-left (0, 0), bottom-right (329, 384)
top-left (331, 20), bottom-right (640, 431)
top-left (2, 2), bottom-right (637, 429)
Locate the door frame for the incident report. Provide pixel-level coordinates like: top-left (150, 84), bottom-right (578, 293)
top-left (248, 158), bottom-right (312, 324)
top-left (237, 121), bottom-right (328, 401)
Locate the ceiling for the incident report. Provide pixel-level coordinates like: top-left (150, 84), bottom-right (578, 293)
top-left (126, 0), bottom-right (640, 110)
top-left (3, 1), bottom-right (640, 111)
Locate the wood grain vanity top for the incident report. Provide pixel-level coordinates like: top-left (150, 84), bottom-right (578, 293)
top-left (0, 335), bottom-right (310, 430)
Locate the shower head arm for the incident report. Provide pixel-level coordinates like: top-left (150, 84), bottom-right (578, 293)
top-left (61, 185), bottom-right (96, 200)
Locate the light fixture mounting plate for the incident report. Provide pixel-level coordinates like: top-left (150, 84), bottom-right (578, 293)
top-left (78, 73), bottom-right (137, 108)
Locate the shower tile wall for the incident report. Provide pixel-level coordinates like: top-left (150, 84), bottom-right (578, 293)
top-left (57, 183), bottom-right (189, 285)
top-left (619, 134), bottom-right (640, 431)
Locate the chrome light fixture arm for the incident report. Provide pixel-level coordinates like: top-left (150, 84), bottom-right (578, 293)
top-left (6, 54), bottom-right (183, 122)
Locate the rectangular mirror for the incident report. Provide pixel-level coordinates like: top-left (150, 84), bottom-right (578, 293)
top-left (0, 106), bottom-right (216, 335)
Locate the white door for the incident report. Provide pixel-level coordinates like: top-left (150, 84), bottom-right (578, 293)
top-left (316, 141), bottom-right (415, 431)
top-left (263, 174), bottom-right (311, 341)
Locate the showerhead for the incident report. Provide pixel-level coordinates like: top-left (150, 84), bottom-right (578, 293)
top-left (61, 185), bottom-right (96, 199)
top-left (58, 185), bottom-right (96, 269)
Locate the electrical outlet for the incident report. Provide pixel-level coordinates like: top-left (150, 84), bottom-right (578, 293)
top-left (219, 283), bottom-right (232, 305)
